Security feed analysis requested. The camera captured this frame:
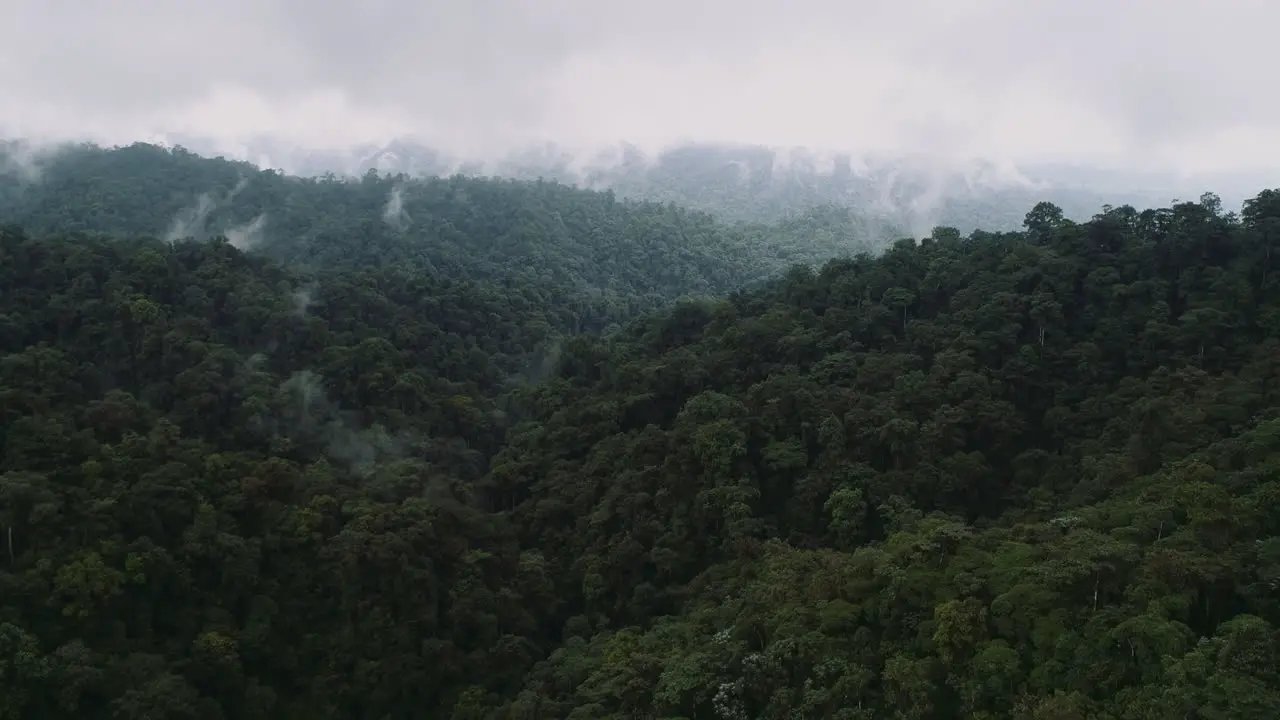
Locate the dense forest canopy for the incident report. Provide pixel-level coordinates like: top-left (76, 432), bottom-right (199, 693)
top-left (1, 141), bottom-right (904, 338)
top-left (2, 140), bottom-right (1280, 719)
top-left (130, 134), bottom-right (1222, 234)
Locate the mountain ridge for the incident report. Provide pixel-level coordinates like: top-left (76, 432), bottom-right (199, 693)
top-left (12, 134), bottom-right (1247, 236)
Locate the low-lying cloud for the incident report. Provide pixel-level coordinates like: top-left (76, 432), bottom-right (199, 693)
top-left (225, 212), bottom-right (269, 250)
top-left (162, 178), bottom-right (248, 243)
top-left (382, 185), bottom-right (409, 230)
top-left (2, 0), bottom-right (1279, 177)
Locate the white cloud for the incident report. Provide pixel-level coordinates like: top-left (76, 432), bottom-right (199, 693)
top-left (2, 0), bottom-right (1278, 174)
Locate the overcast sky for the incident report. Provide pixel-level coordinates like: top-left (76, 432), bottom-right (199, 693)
top-left (3, 0), bottom-right (1278, 174)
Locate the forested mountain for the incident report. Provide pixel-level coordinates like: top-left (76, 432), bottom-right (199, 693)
top-left (3, 136), bottom-right (1280, 719)
top-left (0, 141), bottom-right (885, 330)
top-left (142, 134), bottom-right (1218, 233)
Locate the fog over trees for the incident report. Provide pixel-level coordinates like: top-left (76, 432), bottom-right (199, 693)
top-left (4, 1), bottom-right (1280, 717)
top-left (2, 141), bottom-right (1280, 718)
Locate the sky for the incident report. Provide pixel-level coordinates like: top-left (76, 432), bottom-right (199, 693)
top-left (3, 0), bottom-right (1280, 176)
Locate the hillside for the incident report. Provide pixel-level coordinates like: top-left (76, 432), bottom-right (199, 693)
top-left (2, 141), bottom-right (1280, 719)
top-left (142, 134), bottom-right (1212, 234)
top-left (0, 141), bottom-right (883, 326)
top-left (484, 192), bottom-right (1280, 718)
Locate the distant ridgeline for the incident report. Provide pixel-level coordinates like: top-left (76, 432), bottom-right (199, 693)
top-left (0, 141), bottom-right (894, 311)
top-left (3, 136), bottom-right (1280, 718)
top-left (102, 135), bottom-right (1218, 232)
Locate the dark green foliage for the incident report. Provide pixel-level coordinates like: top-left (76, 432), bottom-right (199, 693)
top-left (1, 142), bottom-right (881, 324)
top-left (3, 143), bottom-right (1280, 719)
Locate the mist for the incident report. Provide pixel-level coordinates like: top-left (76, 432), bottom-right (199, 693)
top-left (2, 0), bottom-right (1279, 243)
top-left (225, 212), bottom-right (268, 250)
top-left (291, 283), bottom-right (317, 317)
top-left (160, 178), bottom-right (252, 243)
top-left (163, 193), bottom-right (217, 244)
top-left (382, 185), bottom-right (409, 230)
top-left (0, 140), bottom-right (53, 184)
top-left (275, 370), bottom-right (412, 477)
top-left (3, 1), bottom-right (1279, 180)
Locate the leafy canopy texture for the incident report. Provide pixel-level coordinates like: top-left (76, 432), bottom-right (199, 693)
top-left (2, 143), bottom-right (1280, 719)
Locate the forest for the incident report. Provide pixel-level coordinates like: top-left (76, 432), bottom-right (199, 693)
top-left (148, 134), bottom-right (1190, 234)
top-left (2, 142), bottom-right (1280, 719)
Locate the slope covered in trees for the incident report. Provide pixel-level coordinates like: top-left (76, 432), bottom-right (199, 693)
top-left (3, 139), bottom-right (1280, 719)
top-left (0, 142), bottom-right (877, 313)
top-left (483, 191), bottom-right (1280, 718)
top-left (144, 134), bottom-right (1206, 234)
